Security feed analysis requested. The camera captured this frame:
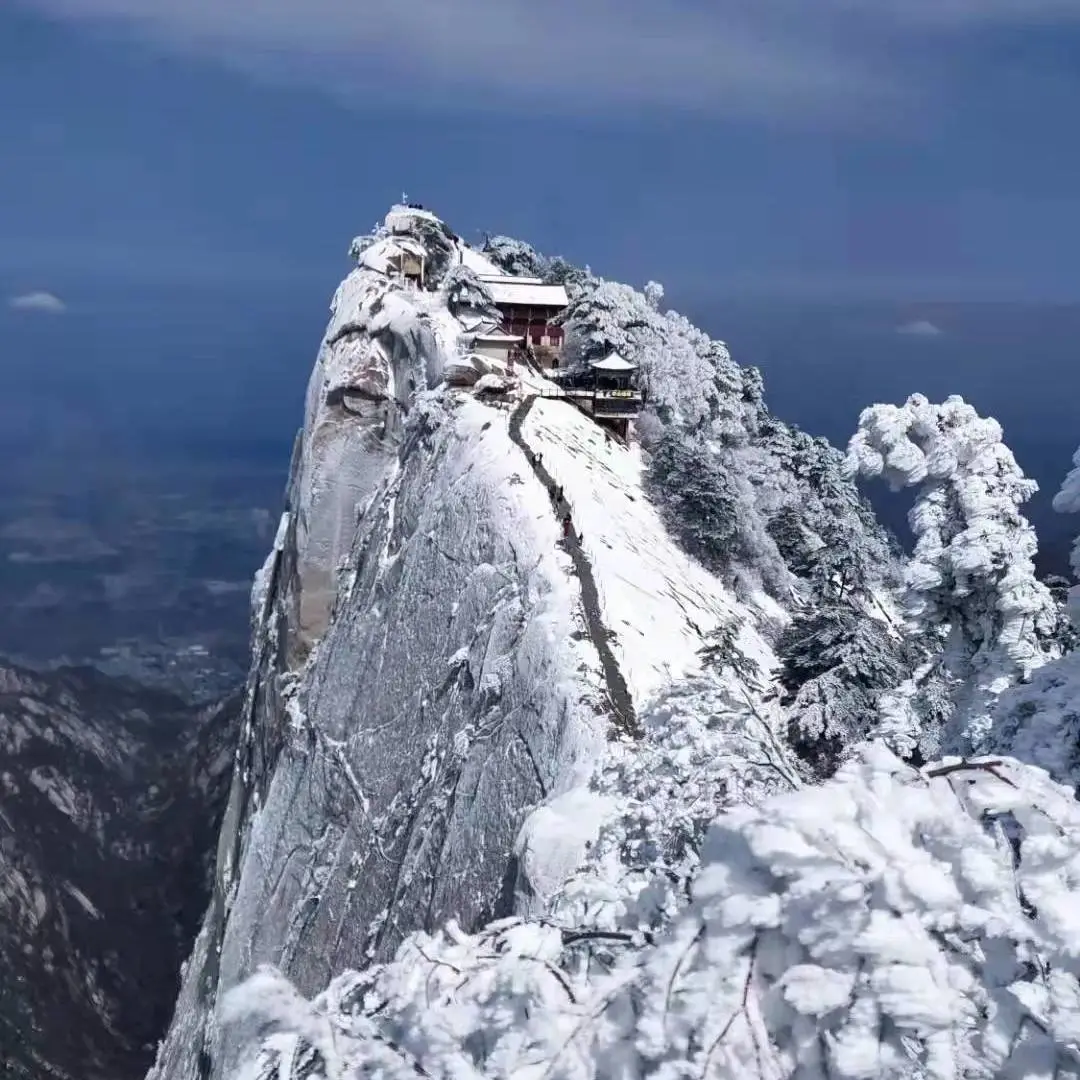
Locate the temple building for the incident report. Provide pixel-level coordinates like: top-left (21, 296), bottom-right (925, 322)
top-left (553, 351), bottom-right (644, 439)
top-left (478, 275), bottom-right (569, 355)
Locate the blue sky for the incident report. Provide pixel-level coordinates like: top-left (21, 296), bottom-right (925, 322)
top-left (6, 1), bottom-right (1080, 301)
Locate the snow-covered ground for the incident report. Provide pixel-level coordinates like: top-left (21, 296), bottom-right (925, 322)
top-left (520, 397), bottom-right (775, 709)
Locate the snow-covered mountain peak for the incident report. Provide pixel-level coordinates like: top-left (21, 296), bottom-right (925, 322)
top-left (150, 207), bottom-right (912, 1080)
top-left (304, 205), bottom-right (779, 710)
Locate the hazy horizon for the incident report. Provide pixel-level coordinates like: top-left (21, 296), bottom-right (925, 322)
top-left (3, 282), bottom-right (1076, 591)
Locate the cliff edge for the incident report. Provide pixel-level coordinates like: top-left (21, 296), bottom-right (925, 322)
top-left (148, 208), bottom-right (785, 1080)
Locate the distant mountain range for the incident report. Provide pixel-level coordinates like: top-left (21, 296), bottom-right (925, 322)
top-left (0, 661), bottom-right (238, 1080)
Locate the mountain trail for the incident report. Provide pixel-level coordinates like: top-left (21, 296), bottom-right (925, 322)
top-left (508, 394), bottom-right (640, 738)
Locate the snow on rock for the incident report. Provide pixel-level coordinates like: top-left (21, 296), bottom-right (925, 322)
top-left (63, 881), bottom-right (103, 920)
top-left (155, 391), bottom-right (615, 1080)
top-left (28, 765), bottom-right (85, 821)
top-left (226, 745), bottom-right (1080, 1080)
top-left (152, 206), bottom-right (789, 1080)
top-left (445, 356), bottom-right (484, 386)
top-left (355, 235), bottom-right (426, 276)
top-left (474, 372), bottom-right (511, 395)
top-left (990, 646), bottom-right (1080, 787)
top-left (291, 236), bottom-right (449, 654)
top-left (384, 204), bottom-right (441, 234)
top-left (513, 787), bottom-right (614, 912)
top-left (0, 664), bottom-right (238, 1080)
top-left (444, 353), bottom-right (512, 389)
top-left (522, 397), bottom-right (775, 709)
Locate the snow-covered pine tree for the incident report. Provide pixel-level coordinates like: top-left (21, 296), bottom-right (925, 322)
top-left (778, 598), bottom-right (915, 775)
top-left (646, 425), bottom-right (752, 577)
top-left (1053, 444), bottom-right (1080, 572)
top-left (479, 233), bottom-right (549, 277)
top-left (757, 418), bottom-right (928, 772)
top-left (1043, 573), bottom-right (1080, 655)
top-left (543, 255), bottom-right (590, 288)
top-left (556, 271), bottom-right (907, 613)
top-left (561, 278), bottom-right (752, 430)
top-left (761, 418), bottom-right (894, 602)
top-left (479, 234), bottom-right (589, 289)
top-left (440, 264), bottom-right (497, 318)
top-left (847, 393), bottom-right (1057, 755)
top-left (987, 443), bottom-right (1080, 788)
top-left (1051, 443), bottom-right (1080, 631)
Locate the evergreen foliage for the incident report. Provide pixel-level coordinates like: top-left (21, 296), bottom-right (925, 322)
top-left (778, 598), bottom-right (914, 774)
top-left (228, 748), bottom-right (1080, 1080)
top-left (440, 264), bottom-right (497, 317)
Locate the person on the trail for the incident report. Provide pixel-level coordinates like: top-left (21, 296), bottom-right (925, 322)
top-left (562, 514), bottom-right (572, 539)
top-left (554, 484), bottom-right (563, 504)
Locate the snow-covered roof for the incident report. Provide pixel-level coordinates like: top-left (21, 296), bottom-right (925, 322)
top-left (590, 352), bottom-right (638, 372)
top-left (385, 205), bottom-right (440, 233)
top-left (473, 332), bottom-right (523, 343)
top-left (456, 311), bottom-right (501, 335)
top-left (480, 275), bottom-right (544, 285)
top-left (394, 237), bottom-right (427, 258)
top-left (478, 276), bottom-right (569, 309)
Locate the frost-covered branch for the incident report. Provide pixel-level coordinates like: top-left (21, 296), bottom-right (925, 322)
top-left (226, 743), bottom-right (1080, 1080)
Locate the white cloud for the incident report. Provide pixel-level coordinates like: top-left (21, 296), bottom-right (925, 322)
top-left (19, 0), bottom-right (1080, 121)
top-left (7, 291), bottom-right (67, 314)
top-left (896, 318), bottom-right (944, 337)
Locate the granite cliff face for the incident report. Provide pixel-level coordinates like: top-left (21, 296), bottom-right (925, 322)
top-left (149, 208), bottom-right (779, 1080)
top-left (0, 663), bottom-right (238, 1080)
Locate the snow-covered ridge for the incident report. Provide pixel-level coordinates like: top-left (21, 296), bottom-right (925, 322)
top-left (150, 205), bottom-right (790, 1080)
top-left (521, 396), bottom-right (775, 708)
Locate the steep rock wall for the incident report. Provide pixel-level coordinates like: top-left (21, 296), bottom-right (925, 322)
top-left (150, 383), bottom-right (605, 1080)
top-left (291, 273), bottom-right (443, 658)
top-left (149, 206), bottom-right (781, 1080)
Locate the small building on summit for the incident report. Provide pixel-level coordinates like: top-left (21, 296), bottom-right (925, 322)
top-left (359, 235), bottom-right (427, 287)
top-left (479, 275), bottom-right (569, 355)
top-left (589, 351), bottom-right (638, 390)
top-left (471, 331), bottom-right (525, 365)
top-left (554, 351), bottom-right (644, 439)
top-left (386, 239), bottom-right (426, 287)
